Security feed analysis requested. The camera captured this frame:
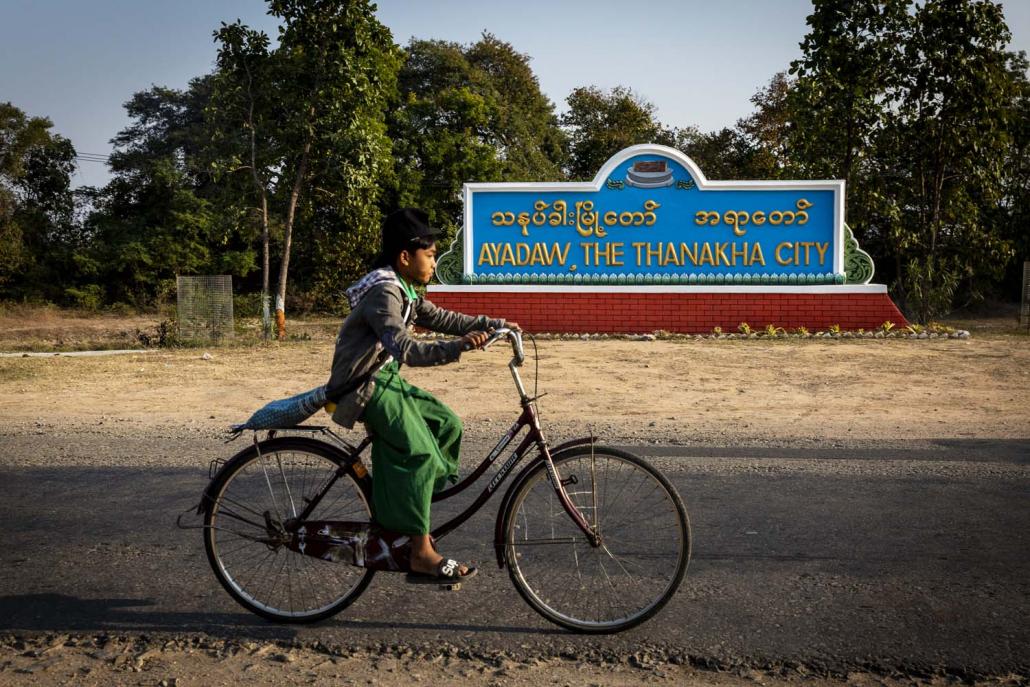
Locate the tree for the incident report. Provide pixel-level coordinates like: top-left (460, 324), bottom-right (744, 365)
top-left (787, 0), bottom-right (1026, 319)
top-left (80, 79), bottom-right (256, 306)
top-left (788, 0), bottom-right (909, 270)
top-left (997, 56), bottom-right (1030, 298)
top-left (464, 34), bottom-right (566, 181)
top-left (880, 0), bottom-right (1021, 320)
top-left (0, 102), bottom-right (77, 299)
top-left (211, 0), bottom-right (401, 334)
top-left (209, 21), bottom-right (278, 334)
top-left (789, 0), bottom-right (907, 184)
top-left (389, 34), bottom-right (566, 236)
top-left (562, 86), bottom-right (676, 180)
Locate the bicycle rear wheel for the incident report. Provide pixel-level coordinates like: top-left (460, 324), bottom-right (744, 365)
top-left (203, 438), bottom-right (374, 623)
top-left (502, 446), bottom-right (690, 633)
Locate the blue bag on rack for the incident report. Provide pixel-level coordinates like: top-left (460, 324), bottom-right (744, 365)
top-left (232, 385), bottom-right (328, 431)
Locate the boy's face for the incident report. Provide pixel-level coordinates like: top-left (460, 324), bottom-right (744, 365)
top-left (396, 243), bottom-right (437, 286)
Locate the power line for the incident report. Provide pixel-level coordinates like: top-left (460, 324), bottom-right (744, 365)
top-left (76, 152), bottom-right (111, 163)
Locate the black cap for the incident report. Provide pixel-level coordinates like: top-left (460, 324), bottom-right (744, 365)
top-left (373, 208), bottom-right (443, 267)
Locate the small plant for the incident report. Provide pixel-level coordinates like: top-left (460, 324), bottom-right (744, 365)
top-left (906, 323), bottom-right (925, 335)
top-left (880, 321), bottom-right (895, 332)
top-left (135, 320), bottom-right (177, 348)
top-left (796, 326), bottom-right (810, 337)
top-left (711, 326), bottom-right (722, 335)
top-left (764, 324), bottom-right (785, 337)
top-left (857, 328), bottom-right (865, 335)
top-left (926, 321), bottom-right (956, 334)
top-left (828, 323), bottom-right (841, 335)
top-left (737, 322), bottom-right (752, 336)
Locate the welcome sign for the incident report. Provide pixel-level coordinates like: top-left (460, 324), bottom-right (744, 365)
top-left (437, 145), bottom-right (873, 286)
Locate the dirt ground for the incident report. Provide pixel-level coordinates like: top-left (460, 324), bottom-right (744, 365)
top-left (0, 310), bottom-right (1028, 686)
top-left (0, 315), bottom-right (1028, 456)
top-left (1, 634), bottom-right (1026, 687)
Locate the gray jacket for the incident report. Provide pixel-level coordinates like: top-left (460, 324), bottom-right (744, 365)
top-left (326, 281), bottom-right (504, 428)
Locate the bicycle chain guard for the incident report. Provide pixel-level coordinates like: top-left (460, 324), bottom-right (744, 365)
top-left (286, 521), bottom-right (413, 572)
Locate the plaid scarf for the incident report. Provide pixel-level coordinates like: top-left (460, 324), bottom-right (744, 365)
top-left (345, 267), bottom-right (401, 309)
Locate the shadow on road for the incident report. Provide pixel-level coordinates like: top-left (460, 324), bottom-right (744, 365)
top-left (0, 592), bottom-right (556, 638)
top-left (0, 593), bottom-right (295, 639)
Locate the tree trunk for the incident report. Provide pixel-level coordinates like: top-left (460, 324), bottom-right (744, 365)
top-left (249, 123), bottom-right (271, 339)
top-left (275, 140), bottom-right (312, 340)
top-left (243, 62), bottom-right (272, 339)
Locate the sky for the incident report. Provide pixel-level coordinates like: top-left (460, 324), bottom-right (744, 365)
top-left (2, 0), bottom-right (1029, 189)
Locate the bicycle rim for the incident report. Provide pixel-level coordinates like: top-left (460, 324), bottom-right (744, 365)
top-left (204, 442), bottom-right (374, 623)
top-left (504, 447), bottom-right (690, 633)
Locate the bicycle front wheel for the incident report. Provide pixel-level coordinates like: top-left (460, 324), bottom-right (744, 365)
top-left (203, 438), bottom-right (374, 624)
top-left (502, 446), bottom-right (690, 633)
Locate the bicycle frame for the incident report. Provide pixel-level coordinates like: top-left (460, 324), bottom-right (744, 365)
top-left (241, 327), bottom-right (601, 560)
top-left (429, 396), bottom-right (596, 545)
top-left (287, 329), bottom-right (600, 550)
top-left (435, 329), bottom-right (598, 545)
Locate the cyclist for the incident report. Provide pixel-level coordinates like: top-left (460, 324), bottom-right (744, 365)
top-left (325, 208), bottom-right (517, 583)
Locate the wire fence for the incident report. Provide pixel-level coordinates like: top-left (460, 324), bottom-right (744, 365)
top-left (177, 275), bottom-right (234, 341)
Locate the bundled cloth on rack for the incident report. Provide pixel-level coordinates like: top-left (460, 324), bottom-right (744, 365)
top-left (231, 385), bottom-right (328, 432)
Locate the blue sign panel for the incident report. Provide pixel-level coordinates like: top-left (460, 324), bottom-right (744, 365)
top-left (461, 145), bottom-right (846, 284)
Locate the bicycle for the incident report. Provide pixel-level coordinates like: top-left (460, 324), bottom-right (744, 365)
top-left (194, 328), bottom-right (691, 634)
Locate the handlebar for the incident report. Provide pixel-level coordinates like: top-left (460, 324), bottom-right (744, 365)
top-left (481, 327), bottom-right (525, 366)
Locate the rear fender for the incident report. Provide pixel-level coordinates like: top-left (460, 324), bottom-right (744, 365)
top-left (491, 435), bottom-right (597, 569)
top-left (197, 436), bottom-right (371, 516)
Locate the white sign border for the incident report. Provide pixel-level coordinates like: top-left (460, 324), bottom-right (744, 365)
top-left (462, 144), bottom-right (845, 277)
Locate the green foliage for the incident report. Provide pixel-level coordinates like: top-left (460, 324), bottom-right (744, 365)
top-left (389, 34), bottom-right (566, 236)
top-left (680, 73), bottom-right (797, 180)
top-left (209, 0), bottom-right (402, 313)
top-left (5, 0), bottom-right (1026, 321)
top-left (737, 322), bottom-right (752, 336)
top-left (562, 86), bottom-right (676, 181)
top-left (0, 102), bottom-right (78, 299)
top-left (64, 284), bottom-right (103, 311)
top-left (787, 0), bottom-right (1024, 320)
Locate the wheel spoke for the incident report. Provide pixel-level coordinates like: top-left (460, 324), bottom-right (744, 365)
top-left (505, 449), bottom-right (689, 632)
top-left (205, 442), bottom-right (374, 621)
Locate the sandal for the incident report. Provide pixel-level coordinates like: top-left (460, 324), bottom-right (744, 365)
top-left (405, 558), bottom-right (477, 584)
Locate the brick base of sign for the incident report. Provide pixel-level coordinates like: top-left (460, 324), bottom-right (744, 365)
top-left (427, 286), bottom-right (907, 334)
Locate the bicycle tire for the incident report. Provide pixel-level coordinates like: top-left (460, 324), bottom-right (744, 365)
top-left (501, 446), bottom-right (690, 633)
top-left (203, 437), bottom-right (375, 624)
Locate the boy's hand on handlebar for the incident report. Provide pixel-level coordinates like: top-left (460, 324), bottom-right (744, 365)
top-left (506, 321), bottom-right (521, 331)
top-left (461, 330), bottom-right (490, 350)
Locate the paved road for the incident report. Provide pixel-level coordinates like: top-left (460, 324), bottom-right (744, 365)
top-left (0, 435), bottom-right (1027, 677)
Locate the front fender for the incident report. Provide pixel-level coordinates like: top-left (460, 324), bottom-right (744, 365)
top-left (491, 435), bottom-right (597, 569)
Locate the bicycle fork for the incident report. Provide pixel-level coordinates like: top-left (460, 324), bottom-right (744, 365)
top-left (540, 441), bottom-right (603, 548)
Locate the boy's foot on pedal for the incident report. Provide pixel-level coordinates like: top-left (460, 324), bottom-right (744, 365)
top-left (406, 555), bottom-right (477, 583)
top-left (408, 534), bottom-right (476, 581)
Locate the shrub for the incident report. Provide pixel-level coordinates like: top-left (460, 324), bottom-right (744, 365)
top-left (65, 285), bottom-right (104, 311)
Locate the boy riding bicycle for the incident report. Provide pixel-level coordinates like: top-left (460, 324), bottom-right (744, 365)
top-left (325, 208), bottom-right (517, 583)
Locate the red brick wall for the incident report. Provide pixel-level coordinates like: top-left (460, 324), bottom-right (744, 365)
top-left (427, 290), bottom-right (908, 333)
